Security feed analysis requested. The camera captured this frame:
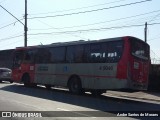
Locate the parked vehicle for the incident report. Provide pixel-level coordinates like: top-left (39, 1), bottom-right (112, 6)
top-left (0, 68), bottom-right (13, 83)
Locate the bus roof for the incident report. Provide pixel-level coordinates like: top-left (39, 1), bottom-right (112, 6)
top-left (15, 36), bottom-right (145, 50)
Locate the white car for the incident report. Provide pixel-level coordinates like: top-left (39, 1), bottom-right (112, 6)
top-left (0, 68), bottom-right (13, 83)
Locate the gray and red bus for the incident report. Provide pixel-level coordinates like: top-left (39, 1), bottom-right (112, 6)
top-left (12, 36), bottom-right (150, 95)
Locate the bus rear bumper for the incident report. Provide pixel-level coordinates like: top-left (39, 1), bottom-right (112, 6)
top-left (130, 82), bottom-right (148, 90)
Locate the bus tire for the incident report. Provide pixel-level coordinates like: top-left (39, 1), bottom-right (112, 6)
top-left (22, 74), bottom-right (30, 87)
top-left (68, 76), bottom-right (83, 95)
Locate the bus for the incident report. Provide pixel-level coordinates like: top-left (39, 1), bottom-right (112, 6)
top-left (11, 36), bottom-right (150, 95)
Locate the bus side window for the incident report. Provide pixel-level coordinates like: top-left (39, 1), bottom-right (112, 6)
top-left (49, 47), bottom-right (65, 63)
top-left (102, 41), bottom-right (123, 63)
top-left (66, 46), bottom-right (75, 63)
top-left (83, 45), bottom-right (90, 63)
top-left (66, 45), bottom-right (85, 63)
top-left (90, 44), bottom-right (102, 63)
top-left (35, 48), bottom-right (51, 64)
top-left (75, 45), bottom-right (84, 63)
top-left (107, 52), bottom-right (117, 62)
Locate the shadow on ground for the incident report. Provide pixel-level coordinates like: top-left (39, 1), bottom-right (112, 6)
top-left (0, 83), bottom-right (160, 119)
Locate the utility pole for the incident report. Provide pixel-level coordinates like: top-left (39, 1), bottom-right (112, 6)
top-left (24, 0), bottom-right (28, 47)
top-left (0, 2), bottom-right (27, 47)
top-left (144, 22), bottom-right (147, 43)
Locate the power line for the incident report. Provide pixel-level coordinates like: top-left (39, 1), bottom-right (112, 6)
top-left (28, 24), bottom-right (143, 35)
top-left (1, 23), bottom-right (159, 51)
top-left (28, 22), bottom-right (160, 36)
top-left (0, 5), bottom-right (160, 30)
top-left (148, 13), bottom-right (160, 23)
top-left (30, 9), bottom-right (160, 31)
top-left (0, 22), bottom-right (16, 30)
top-left (28, 0), bottom-right (152, 19)
top-left (0, 34), bottom-right (23, 42)
top-left (1, 22), bottom-right (158, 42)
top-left (36, 19), bottom-right (88, 40)
top-left (0, 5), bottom-right (24, 26)
top-left (0, 18), bottom-right (24, 30)
top-left (29, 0), bottom-right (127, 16)
top-left (0, 39), bottom-right (22, 48)
top-left (151, 49), bottom-right (160, 59)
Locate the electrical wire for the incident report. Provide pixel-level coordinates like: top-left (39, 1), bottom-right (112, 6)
top-left (29, 9), bottom-right (160, 31)
top-left (148, 13), bottom-right (160, 23)
top-left (28, 0), bottom-right (152, 19)
top-left (0, 19), bottom-right (24, 30)
top-left (0, 39), bottom-right (22, 48)
top-left (0, 34), bottom-right (23, 42)
top-left (0, 0), bottom-right (153, 31)
top-left (1, 20), bottom-right (159, 43)
top-left (36, 19), bottom-right (88, 40)
top-left (151, 49), bottom-right (160, 59)
top-left (28, 22), bottom-right (160, 36)
top-left (29, 0), bottom-right (127, 16)
top-left (0, 5), bottom-right (25, 26)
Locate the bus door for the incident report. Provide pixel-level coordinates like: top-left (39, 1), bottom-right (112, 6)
top-left (12, 50), bottom-right (24, 82)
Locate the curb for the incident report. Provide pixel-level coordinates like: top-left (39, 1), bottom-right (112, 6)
top-left (105, 93), bottom-right (160, 103)
top-left (119, 95), bottom-right (160, 102)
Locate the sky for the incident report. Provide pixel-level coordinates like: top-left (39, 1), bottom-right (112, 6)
top-left (0, 0), bottom-right (160, 63)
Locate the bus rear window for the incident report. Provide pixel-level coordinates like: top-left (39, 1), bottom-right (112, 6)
top-left (131, 38), bottom-right (149, 60)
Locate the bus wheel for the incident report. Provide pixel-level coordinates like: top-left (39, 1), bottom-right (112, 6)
top-left (91, 90), bottom-right (103, 96)
top-left (68, 76), bottom-right (83, 94)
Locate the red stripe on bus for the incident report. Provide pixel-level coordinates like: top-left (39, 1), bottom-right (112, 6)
top-left (35, 73), bottom-right (115, 79)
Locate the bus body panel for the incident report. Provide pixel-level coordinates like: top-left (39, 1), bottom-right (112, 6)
top-left (116, 38), bottom-right (129, 79)
top-left (34, 63), bottom-right (123, 89)
top-left (12, 64), bottom-right (35, 83)
top-left (128, 59), bottom-right (149, 90)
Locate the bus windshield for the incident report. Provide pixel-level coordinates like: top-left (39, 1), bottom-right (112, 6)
top-left (131, 38), bottom-right (149, 60)
top-left (13, 50), bottom-right (24, 68)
